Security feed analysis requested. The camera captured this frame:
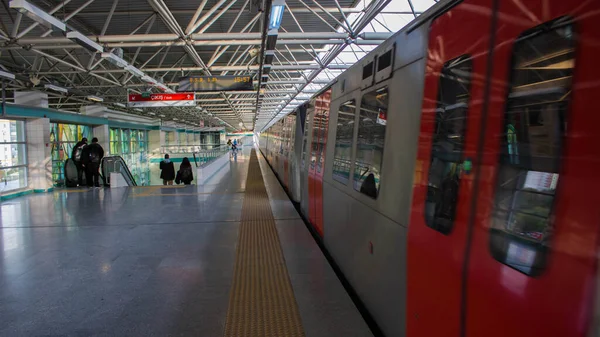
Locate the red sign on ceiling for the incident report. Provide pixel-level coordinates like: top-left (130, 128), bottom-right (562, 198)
top-left (128, 93), bottom-right (195, 102)
top-left (127, 93), bottom-right (196, 107)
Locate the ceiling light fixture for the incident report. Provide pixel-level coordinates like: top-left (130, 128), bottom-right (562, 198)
top-left (66, 31), bottom-right (103, 53)
top-left (87, 95), bottom-right (103, 102)
top-left (44, 83), bottom-right (68, 94)
top-left (10, 0), bottom-right (66, 32)
top-left (141, 75), bottom-right (157, 84)
top-left (268, 2), bottom-right (285, 31)
top-left (102, 52), bottom-right (128, 68)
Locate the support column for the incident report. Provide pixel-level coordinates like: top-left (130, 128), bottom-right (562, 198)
top-left (93, 125), bottom-right (110, 155)
top-left (26, 118), bottom-right (52, 192)
top-left (148, 129), bottom-right (163, 186)
top-left (148, 130), bottom-right (163, 154)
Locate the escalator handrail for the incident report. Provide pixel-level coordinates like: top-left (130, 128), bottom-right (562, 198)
top-left (100, 155), bottom-right (137, 186)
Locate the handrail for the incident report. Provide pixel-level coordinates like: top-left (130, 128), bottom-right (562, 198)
top-left (192, 145), bottom-right (230, 168)
top-left (161, 144), bottom-right (225, 154)
top-left (192, 152), bottom-right (199, 167)
top-left (101, 155), bottom-right (137, 186)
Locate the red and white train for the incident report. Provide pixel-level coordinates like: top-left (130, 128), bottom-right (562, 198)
top-left (258, 0), bottom-right (600, 336)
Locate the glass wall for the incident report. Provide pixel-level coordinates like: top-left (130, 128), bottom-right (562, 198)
top-left (50, 123), bottom-right (92, 186)
top-left (0, 120), bottom-right (27, 192)
top-left (109, 128), bottom-right (150, 186)
top-left (201, 131), bottom-right (221, 149)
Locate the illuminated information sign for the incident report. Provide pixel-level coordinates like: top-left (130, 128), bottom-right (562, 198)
top-left (128, 93), bottom-right (195, 107)
top-left (178, 75), bottom-right (253, 92)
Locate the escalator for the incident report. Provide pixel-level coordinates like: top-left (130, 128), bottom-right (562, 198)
top-left (64, 156), bottom-right (137, 187)
top-left (101, 156), bottom-right (137, 186)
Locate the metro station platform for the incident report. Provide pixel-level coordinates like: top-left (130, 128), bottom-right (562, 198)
top-left (0, 147), bottom-right (372, 337)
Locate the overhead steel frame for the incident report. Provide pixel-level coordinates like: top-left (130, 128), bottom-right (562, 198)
top-left (0, 0), bottom-right (425, 130)
top-left (256, 0), bottom-right (393, 131)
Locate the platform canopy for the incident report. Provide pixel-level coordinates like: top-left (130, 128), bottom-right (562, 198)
top-left (0, 0), bottom-right (438, 131)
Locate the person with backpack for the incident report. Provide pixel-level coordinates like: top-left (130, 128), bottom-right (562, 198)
top-left (175, 157), bottom-right (194, 185)
top-left (71, 137), bottom-right (87, 186)
top-left (160, 154), bottom-right (175, 185)
top-left (81, 137), bottom-right (105, 188)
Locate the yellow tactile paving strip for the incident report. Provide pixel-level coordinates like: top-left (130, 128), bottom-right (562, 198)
top-left (223, 150), bottom-right (305, 337)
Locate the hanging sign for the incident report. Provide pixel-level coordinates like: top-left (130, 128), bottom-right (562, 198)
top-left (178, 75), bottom-right (253, 92)
top-left (127, 93), bottom-right (196, 107)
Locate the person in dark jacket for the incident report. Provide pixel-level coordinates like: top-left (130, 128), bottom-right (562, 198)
top-left (360, 173), bottom-right (378, 199)
top-left (71, 137), bottom-right (87, 186)
top-left (160, 154), bottom-right (175, 185)
top-left (81, 137), bottom-right (104, 187)
top-left (175, 157), bottom-right (194, 185)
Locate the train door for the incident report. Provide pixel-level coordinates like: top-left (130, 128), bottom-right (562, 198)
top-left (283, 116), bottom-right (291, 189)
top-left (307, 98), bottom-right (319, 227)
top-left (288, 114), bottom-right (297, 198)
top-left (306, 89), bottom-right (332, 236)
top-left (463, 2), bottom-right (600, 336)
top-left (406, 1), bottom-right (495, 336)
top-left (314, 89), bottom-right (332, 235)
top-left (301, 103), bottom-right (314, 219)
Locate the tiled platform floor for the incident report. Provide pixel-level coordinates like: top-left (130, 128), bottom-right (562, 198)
top-left (0, 146), bottom-right (372, 337)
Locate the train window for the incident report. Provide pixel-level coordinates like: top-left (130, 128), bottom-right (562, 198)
top-left (424, 55), bottom-right (473, 235)
top-left (490, 18), bottom-right (574, 276)
top-left (301, 109), bottom-right (311, 171)
top-left (363, 61), bottom-right (374, 79)
top-left (315, 89), bottom-right (331, 173)
top-left (332, 100), bottom-right (357, 185)
top-left (378, 50), bottom-right (392, 72)
top-left (353, 87), bottom-right (389, 199)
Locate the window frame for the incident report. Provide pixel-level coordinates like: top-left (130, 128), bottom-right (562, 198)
top-left (352, 85), bottom-right (390, 199)
top-left (0, 119), bottom-right (28, 191)
top-left (423, 54), bottom-right (473, 235)
top-left (332, 99), bottom-right (358, 186)
top-left (488, 17), bottom-right (575, 277)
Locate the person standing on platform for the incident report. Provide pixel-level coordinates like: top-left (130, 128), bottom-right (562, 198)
top-left (81, 137), bottom-right (104, 188)
top-left (71, 137), bottom-right (87, 186)
top-left (160, 154), bottom-right (175, 185)
top-left (175, 157), bottom-right (194, 185)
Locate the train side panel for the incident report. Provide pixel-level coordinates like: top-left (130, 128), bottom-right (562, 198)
top-left (321, 26), bottom-right (428, 336)
top-left (465, 2), bottom-right (600, 336)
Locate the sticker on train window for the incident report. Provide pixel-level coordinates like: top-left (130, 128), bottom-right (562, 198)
top-left (332, 100), bottom-right (357, 185)
top-left (489, 17), bottom-right (574, 277)
top-left (353, 87), bottom-right (389, 199)
top-left (424, 55), bottom-right (473, 235)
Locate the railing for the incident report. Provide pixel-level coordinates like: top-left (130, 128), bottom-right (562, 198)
top-left (101, 156), bottom-right (137, 186)
top-left (192, 145), bottom-right (230, 168)
top-left (161, 144), bottom-right (224, 154)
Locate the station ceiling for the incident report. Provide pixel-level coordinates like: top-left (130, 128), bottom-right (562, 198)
top-left (0, 0), bottom-right (437, 131)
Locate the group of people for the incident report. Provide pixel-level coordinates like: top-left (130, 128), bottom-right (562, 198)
top-left (227, 138), bottom-right (241, 156)
top-left (71, 137), bottom-right (104, 188)
top-left (159, 154), bottom-right (194, 185)
top-left (72, 138), bottom-right (195, 187)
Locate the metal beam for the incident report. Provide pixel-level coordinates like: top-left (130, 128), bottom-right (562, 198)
top-left (40, 0), bottom-right (96, 38)
top-left (17, 32), bottom-right (349, 44)
top-left (72, 8), bottom-right (422, 16)
top-left (101, 0), bottom-right (119, 36)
